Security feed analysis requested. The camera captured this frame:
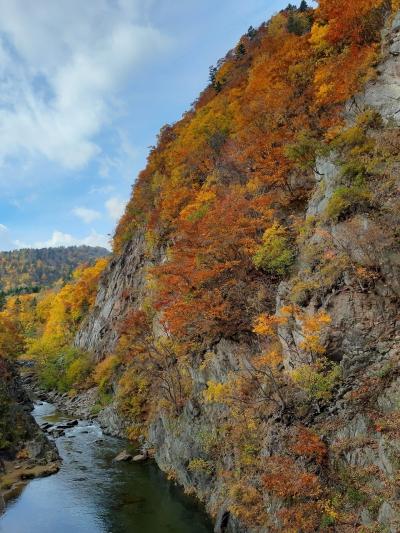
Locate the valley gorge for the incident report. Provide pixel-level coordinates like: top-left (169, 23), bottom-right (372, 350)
top-left (1, 2), bottom-right (400, 532)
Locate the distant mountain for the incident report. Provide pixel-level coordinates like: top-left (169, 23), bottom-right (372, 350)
top-left (0, 246), bottom-right (110, 293)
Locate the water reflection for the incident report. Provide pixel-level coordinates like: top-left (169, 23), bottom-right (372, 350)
top-left (0, 402), bottom-right (212, 533)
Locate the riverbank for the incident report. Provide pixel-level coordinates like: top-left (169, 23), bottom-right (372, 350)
top-left (0, 361), bottom-right (60, 512)
top-left (21, 367), bottom-right (129, 439)
top-left (1, 459), bottom-right (60, 509)
top-left (0, 400), bottom-right (213, 533)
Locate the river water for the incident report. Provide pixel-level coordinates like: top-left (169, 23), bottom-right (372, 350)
top-left (0, 402), bottom-right (213, 533)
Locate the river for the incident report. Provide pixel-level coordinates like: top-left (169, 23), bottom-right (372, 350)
top-left (0, 401), bottom-right (213, 533)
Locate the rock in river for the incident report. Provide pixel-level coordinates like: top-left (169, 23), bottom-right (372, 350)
top-left (113, 450), bottom-right (133, 462)
top-left (132, 454), bottom-right (147, 462)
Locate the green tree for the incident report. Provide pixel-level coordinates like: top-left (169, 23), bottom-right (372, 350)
top-left (287, 12), bottom-right (310, 35)
top-left (299, 0), bottom-right (308, 12)
top-left (247, 26), bottom-right (257, 39)
top-left (253, 223), bottom-right (295, 276)
top-left (236, 42), bottom-right (246, 57)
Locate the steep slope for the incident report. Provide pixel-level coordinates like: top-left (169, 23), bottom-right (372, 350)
top-left (72, 2), bottom-right (400, 531)
top-left (0, 245), bottom-right (109, 294)
top-left (75, 233), bottom-right (155, 359)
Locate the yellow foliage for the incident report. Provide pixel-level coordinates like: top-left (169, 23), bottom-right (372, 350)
top-left (117, 366), bottom-right (150, 420)
top-left (299, 310), bottom-right (331, 356)
top-left (253, 222), bottom-right (294, 275)
top-left (187, 457), bottom-right (214, 475)
top-left (180, 189), bottom-right (217, 221)
top-left (93, 354), bottom-right (120, 390)
top-left (320, 500), bottom-right (340, 522)
top-left (65, 355), bottom-right (92, 386)
top-left (0, 314), bottom-right (25, 358)
top-left (268, 12), bottom-right (289, 38)
top-left (253, 348), bottom-right (283, 369)
top-left (29, 258), bottom-right (108, 358)
top-left (203, 380), bottom-right (230, 404)
top-left (309, 23), bottom-right (330, 52)
top-left (252, 313), bottom-right (286, 337)
top-left (291, 357), bottom-right (341, 401)
top-left (280, 304), bottom-right (299, 316)
top-left (229, 482), bottom-right (266, 527)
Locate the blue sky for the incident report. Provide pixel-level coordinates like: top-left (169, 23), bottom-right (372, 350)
top-left (0, 0), bottom-right (295, 251)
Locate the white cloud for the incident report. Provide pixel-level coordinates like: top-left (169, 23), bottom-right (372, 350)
top-left (0, 223), bottom-right (8, 232)
top-left (90, 185), bottom-right (115, 195)
top-left (0, 0), bottom-right (170, 169)
top-left (105, 196), bottom-right (126, 221)
top-left (73, 207), bottom-right (101, 224)
top-left (14, 229), bottom-right (110, 250)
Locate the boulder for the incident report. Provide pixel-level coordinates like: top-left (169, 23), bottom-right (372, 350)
top-left (49, 428), bottom-right (65, 438)
top-left (58, 420), bottom-right (79, 429)
top-left (113, 450), bottom-right (132, 462)
top-left (132, 453), bottom-right (147, 462)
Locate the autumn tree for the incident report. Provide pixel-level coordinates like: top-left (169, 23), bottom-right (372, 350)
top-left (115, 309), bottom-right (190, 416)
top-left (155, 191), bottom-right (274, 343)
top-left (26, 258), bottom-right (108, 391)
top-left (0, 315), bottom-right (25, 359)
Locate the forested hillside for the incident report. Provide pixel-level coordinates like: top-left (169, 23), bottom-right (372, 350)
top-left (3, 1), bottom-right (400, 531)
top-left (0, 246), bottom-right (109, 295)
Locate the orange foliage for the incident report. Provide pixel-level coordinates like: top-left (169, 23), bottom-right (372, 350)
top-left (314, 43), bottom-right (378, 107)
top-left (290, 426), bottom-right (327, 464)
top-left (263, 456), bottom-right (323, 531)
top-left (112, 1), bottom-right (388, 351)
top-left (106, 6), bottom-right (395, 527)
top-left (312, 0), bottom-right (385, 110)
top-left (253, 313), bottom-right (287, 337)
top-left (263, 456), bottom-right (321, 499)
top-left (154, 192), bottom-right (274, 342)
top-left (316, 0), bottom-right (386, 45)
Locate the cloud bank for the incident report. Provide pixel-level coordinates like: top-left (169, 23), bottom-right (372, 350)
top-left (14, 230), bottom-right (110, 250)
top-left (0, 0), bottom-right (169, 169)
top-left (0, 222), bottom-right (110, 251)
top-left (105, 196), bottom-right (127, 221)
top-left (73, 207), bottom-right (101, 224)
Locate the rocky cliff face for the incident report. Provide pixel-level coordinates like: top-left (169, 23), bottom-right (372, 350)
top-left (76, 13), bottom-right (400, 533)
top-left (76, 233), bottom-right (148, 359)
top-left (76, 232), bottom-right (166, 361)
top-left (278, 12), bottom-right (400, 379)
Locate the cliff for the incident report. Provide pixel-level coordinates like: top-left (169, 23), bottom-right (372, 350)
top-left (75, 4), bottom-right (400, 532)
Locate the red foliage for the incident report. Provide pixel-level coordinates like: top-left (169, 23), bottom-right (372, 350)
top-left (290, 426), bottom-right (328, 465)
top-left (154, 192), bottom-right (273, 341)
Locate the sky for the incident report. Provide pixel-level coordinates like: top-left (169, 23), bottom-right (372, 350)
top-left (0, 0), bottom-right (295, 251)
